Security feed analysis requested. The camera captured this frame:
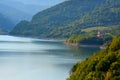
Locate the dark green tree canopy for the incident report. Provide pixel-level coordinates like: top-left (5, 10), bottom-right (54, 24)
top-left (67, 36), bottom-right (120, 80)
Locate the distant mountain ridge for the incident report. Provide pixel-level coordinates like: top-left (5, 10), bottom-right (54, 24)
top-left (0, 3), bottom-right (30, 23)
top-left (0, 0), bottom-right (49, 18)
top-left (10, 0), bottom-right (120, 38)
top-left (0, 0), bottom-right (49, 33)
top-left (0, 13), bottom-right (14, 32)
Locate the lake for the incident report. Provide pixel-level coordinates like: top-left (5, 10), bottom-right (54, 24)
top-left (0, 35), bottom-right (99, 80)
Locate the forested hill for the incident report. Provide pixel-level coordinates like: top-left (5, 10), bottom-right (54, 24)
top-left (63, 0), bottom-right (120, 29)
top-left (67, 36), bottom-right (120, 80)
top-left (79, 0), bottom-right (120, 27)
top-left (10, 0), bottom-right (120, 38)
top-left (48, 0), bottom-right (120, 38)
top-left (10, 0), bottom-right (105, 38)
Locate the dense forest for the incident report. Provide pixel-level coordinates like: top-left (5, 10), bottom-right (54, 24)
top-left (67, 36), bottom-right (120, 80)
top-left (66, 34), bottom-right (110, 45)
top-left (10, 0), bottom-right (120, 38)
top-left (48, 0), bottom-right (120, 38)
top-left (66, 25), bottom-right (120, 45)
top-left (10, 0), bottom-right (105, 38)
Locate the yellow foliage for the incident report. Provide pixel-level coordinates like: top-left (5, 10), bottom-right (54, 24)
top-left (105, 71), bottom-right (112, 80)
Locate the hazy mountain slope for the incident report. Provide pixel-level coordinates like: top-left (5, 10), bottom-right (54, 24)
top-left (0, 0), bottom-right (50, 32)
top-left (0, 13), bottom-right (14, 32)
top-left (0, 3), bottom-right (31, 32)
top-left (0, 0), bottom-right (49, 17)
top-left (5, 0), bottom-right (65, 6)
top-left (10, 0), bottom-right (105, 38)
top-left (0, 3), bottom-right (31, 24)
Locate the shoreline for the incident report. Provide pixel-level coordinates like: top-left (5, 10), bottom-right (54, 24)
top-left (7, 34), bottom-right (107, 49)
top-left (8, 34), bottom-right (66, 41)
top-left (64, 42), bottom-right (106, 49)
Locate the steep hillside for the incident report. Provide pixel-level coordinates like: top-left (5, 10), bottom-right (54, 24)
top-left (67, 0), bottom-right (120, 28)
top-left (10, 0), bottom-right (105, 38)
top-left (67, 36), bottom-right (120, 80)
top-left (49, 0), bottom-right (120, 38)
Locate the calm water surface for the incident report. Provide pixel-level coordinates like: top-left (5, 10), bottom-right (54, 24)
top-left (0, 35), bottom-right (99, 80)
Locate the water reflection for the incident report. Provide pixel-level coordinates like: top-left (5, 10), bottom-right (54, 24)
top-left (0, 35), bottom-right (99, 80)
